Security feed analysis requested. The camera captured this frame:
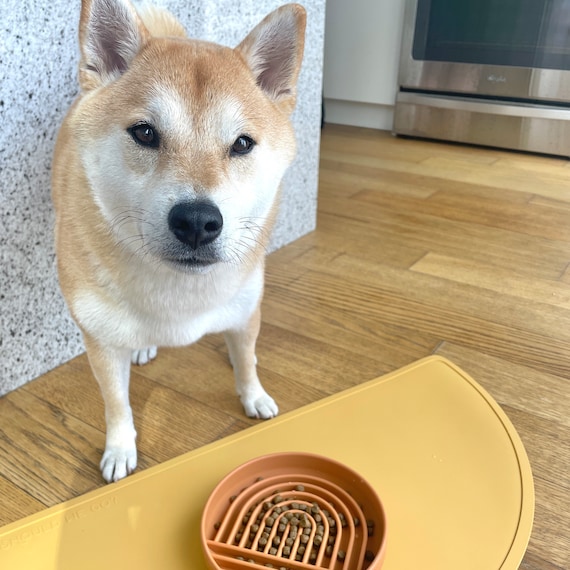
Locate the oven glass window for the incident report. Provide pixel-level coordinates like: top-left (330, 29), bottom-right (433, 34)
top-left (413, 0), bottom-right (570, 70)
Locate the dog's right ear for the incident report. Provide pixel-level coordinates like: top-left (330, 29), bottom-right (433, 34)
top-left (78, 0), bottom-right (149, 91)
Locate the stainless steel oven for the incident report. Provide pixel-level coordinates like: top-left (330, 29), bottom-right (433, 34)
top-left (393, 0), bottom-right (570, 156)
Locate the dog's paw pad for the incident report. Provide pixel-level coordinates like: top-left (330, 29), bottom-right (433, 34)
top-left (242, 392), bottom-right (279, 420)
top-left (100, 446), bottom-right (137, 483)
top-left (131, 346), bottom-right (157, 366)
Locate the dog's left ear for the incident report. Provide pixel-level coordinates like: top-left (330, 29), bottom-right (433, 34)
top-left (78, 0), bottom-right (150, 91)
top-left (236, 4), bottom-right (306, 114)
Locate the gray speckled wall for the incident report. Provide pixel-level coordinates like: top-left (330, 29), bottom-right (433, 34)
top-left (0, 0), bottom-right (324, 394)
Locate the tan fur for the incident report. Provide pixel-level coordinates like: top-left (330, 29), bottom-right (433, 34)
top-left (137, 3), bottom-right (187, 38)
top-left (52, 0), bottom-right (305, 482)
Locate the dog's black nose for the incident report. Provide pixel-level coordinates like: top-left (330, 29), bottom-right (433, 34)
top-left (168, 201), bottom-right (223, 249)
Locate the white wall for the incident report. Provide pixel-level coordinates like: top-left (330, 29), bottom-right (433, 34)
top-left (323, 0), bottom-right (406, 129)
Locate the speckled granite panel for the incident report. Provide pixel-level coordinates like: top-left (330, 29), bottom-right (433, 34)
top-left (0, 0), bottom-right (324, 394)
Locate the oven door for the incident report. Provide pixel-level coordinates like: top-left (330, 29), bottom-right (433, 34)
top-left (399, 0), bottom-right (570, 104)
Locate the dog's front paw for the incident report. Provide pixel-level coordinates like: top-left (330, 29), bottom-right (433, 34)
top-left (241, 389), bottom-right (279, 419)
top-left (100, 445), bottom-right (137, 483)
top-left (131, 346), bottom-right (157, 366)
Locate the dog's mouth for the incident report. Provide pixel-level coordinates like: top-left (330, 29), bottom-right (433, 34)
top-left (163, 254), bottom-right (220, 271)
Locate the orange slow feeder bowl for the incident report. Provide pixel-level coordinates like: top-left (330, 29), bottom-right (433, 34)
top-left (201, 452), bottom-right (387, 570)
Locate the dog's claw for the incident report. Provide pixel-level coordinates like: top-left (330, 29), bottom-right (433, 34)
top-left (131, 346), bottom-right (157, 366)
top-left (241, 391), bottom-right (279, 419)
top-left (100, 446), bottom-right (137, 483)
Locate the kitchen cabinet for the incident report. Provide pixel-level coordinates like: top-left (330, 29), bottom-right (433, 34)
top-left (323, 0), bottom-right (406, 128)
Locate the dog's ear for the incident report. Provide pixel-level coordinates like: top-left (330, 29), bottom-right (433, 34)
top-left (78, 0), bottom-right (149, 91)
top-left (236, 4), bottom-right (306, 114)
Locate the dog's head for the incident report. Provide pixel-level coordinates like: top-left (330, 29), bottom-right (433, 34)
top-left (72, 0), bottom-right (306, 272)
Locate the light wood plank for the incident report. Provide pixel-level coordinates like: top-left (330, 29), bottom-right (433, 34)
top-left (319, 193), bottom-right (569, 281)
top-left (354, 187), bottom-right (570, 242)
top-left (0, 477), bottom-right (45, 527)
top-left (435, 343), bottom-right (569, 428)
top-left (321, 142), bottom-right (570, 202)
top-left (0, 389), bottom-right (105, 507)
top-left (313, 212), bottom-right (427, 269)
top-left (411, 252), bottom-right (570, 309)
top-left (319, 165), bottom-right (438, 199)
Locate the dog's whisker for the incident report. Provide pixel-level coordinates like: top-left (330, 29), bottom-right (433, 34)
top-left (225, 239), bottom-right (261, 268)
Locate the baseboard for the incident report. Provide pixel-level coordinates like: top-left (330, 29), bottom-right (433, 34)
top-left (323, 99), bottom-right (395, 130)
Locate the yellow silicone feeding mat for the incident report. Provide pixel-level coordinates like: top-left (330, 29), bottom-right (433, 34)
top-left (0, 356), bottom-right (534, 569)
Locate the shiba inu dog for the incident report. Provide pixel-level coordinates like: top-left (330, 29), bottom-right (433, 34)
top-left (52, 0), bottom-right (306, 482)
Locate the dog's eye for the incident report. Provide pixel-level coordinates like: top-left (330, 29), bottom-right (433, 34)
top-left (128, 123), bottom-right (159, 148)
top-left (230, 135), bottom-right (255, 156)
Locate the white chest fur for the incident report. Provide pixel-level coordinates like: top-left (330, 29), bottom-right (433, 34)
top-left (72, 261), bottom-right (264, 349)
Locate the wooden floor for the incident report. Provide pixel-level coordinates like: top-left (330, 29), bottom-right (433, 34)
top-left (1, 125), bottom-right (569, 568)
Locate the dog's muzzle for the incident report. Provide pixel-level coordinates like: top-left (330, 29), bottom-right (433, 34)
top-left (168, 200), bottom-right (223, 250)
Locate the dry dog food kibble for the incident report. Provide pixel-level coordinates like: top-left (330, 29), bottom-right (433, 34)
top-left (216, 480), bottom-right (378, 568)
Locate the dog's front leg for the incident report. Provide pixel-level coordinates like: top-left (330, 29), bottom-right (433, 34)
top-left (84, 334), bottom-right (137, 483)
top-left (224, 306), bottom-right (278, 419)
